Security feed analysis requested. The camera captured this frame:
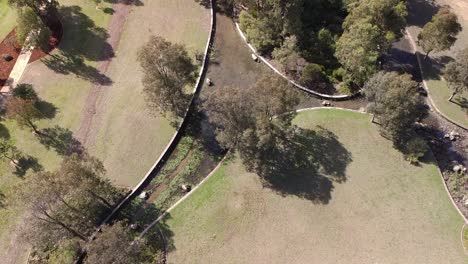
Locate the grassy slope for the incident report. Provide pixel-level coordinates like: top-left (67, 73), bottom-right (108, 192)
top-left (0, 1), bottom-right (113, 256)
top-left (0, 0), bottom-right (15, 40)
top-left (166, 109), bottom-right (467, 264)
top-left (89, 0), bottom-right (210, 187)
top-left (407, 7), bottom-right (468, 127)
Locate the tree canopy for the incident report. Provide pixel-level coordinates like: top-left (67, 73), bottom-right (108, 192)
top-left (336, 0), bottom-right (407, 86)
top-left (16, 154), bottom-right (123, 250)
top-left (444, 46), bottom-right (468, 101)
top-left (204, 74), bottom-right (300, 171)
top-left (417, 7), bottom-right (462, 58)
top-left (138, 36), bottom-right (196, 118)
top-left (364, 71), bottom-right (428, 162)
top-left (86, 222), bottom-right (156, 264)
top-left (5, 97), bottom-right (43, 134)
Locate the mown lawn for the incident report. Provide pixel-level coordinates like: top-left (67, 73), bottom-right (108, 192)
top-left (166, 109), bottom-right (467, 264)
top-left (0, 0), bottom-right (16, 40)
top-left (0, 0), bottom-right (113, 257)
top-left (406, 4), bottom-right (468, 128)
top-left (88, 0), bottom-right (211, 187)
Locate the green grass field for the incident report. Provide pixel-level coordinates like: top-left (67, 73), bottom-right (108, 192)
top-left (166, 109), bottom-right (467, 264)
top-left (0, 0), bottom-right (210, 258)
top-left (0, 0), bottom-right (16, 40)
top-left (88, 0), bottom-right (211, 187)
top-left (407, 12), bottom-right (468, 128)
top-left (0, 0), bottom-right (113, 257)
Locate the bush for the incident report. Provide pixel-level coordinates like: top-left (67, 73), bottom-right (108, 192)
top-left (332, 67), bottom-right (345, 82)
top-left (402, 137), bottom-right (428, 164)
top-left (299, 63), bottom-right (326, 87)
top-left (446, 171), bottom-right (468, 201)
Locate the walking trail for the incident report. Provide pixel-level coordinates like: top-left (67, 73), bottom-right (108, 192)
top-left (75, 1), bottom-right (133, 145)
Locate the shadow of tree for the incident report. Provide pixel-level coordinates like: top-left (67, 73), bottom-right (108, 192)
top-left (407, 0), bottom-right (440, 27)
top-left (118, 199), bottom-right (175, 254)
top-left (42, 52), bottom-right (113, 85)
top-left (35, 101), bottom-right (58, 119)
top-left (39, 126), bottom-right (84, 156)
top-left (14, 155), bottom-right (43, 177)
top-left (255, 126), bottom-right (352, 204)
top-left (452, 96), bottom-right (467, 109)
top-left (103, 0), bottom-right (144, 6)
top-left (0, 191), bottom-right (5, 208)
top-left (0, 122), bottom-right (10, 139)
top-left (41, 6), bottom-right (113, 85)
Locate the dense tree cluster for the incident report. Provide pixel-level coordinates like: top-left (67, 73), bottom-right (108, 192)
top-left (336, 0), bottom-right (407, 86)
top-left (238, 0), bottom-right (409, 92)
top-left (12, 154), bottom-right (163, 263)
top-left (238, 0), bottom-right (346, 91)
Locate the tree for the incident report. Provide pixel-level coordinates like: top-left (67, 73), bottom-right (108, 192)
top-left (364, 72), bottom-right (427, 140)
top-left (138, 36), bottom-right (196, 118)
top-left (299, 63), bottom-right (326, 88)
top-left (204, 74), bottom-right (300, 170)
top-left (5, 97), bottom-right (42, 134)
top-left (335, 22), bottom-right (382, 86)
top-left (336, 0), bottom-right (408, 85)
top-left (16, 7), bottom-right (51, 50)
top-left (401, 136), bottom-right (428, 164)
top-left (86, 222), bottom-right (156, 264)
top-left (12, 83), bottom-right (39, 101)
top-left (8, 0), bottom-right (60, 31)
top-left (444, 46), bottom-right (468, 102)
top-left (16, 154), bottom-right (123, 250)
top-left (0, 138), bottom-right (21, 165)
top-left (48, 239), bottom-right (82, 264)
top-left (418, 7), bottom-right (462, 59)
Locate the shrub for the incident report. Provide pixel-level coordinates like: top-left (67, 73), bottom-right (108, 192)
top-left (299, 63), bottom-right (326, 87)
top-left (402, 136), bottom-right (428, 164)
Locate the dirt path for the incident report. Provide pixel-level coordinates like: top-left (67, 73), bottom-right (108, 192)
top-left (75, 1), bottom-right (134, 145)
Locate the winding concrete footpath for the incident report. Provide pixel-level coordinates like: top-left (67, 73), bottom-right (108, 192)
top-left (137, 155), bottom-right (227, 239)
top-left (405, 29), bottom-right (468, 131)
top-left (233, 22), bottom-right (361, 101)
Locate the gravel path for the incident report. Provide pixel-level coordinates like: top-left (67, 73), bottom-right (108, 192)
top-left (75, 1), bottom-right (134, 145)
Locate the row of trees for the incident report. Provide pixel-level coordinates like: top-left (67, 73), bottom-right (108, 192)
top-left (13, 154), bottom-right (163, 263)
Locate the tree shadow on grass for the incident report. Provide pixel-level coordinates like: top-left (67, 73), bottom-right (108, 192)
top-left (39, 126), bottom-right (84, 156)
top-left (42, 52), bottom-right (113, 85)
top-left (14, 156), bottom-right (43, 177)
top-left (35, 101), bottom-right (58, 119)
top-left (0, 191), bottom-right (5, 208)
top-left (0, 122), bottom-right (10, 139)
top-left (452, 96), bottom-right (468, 109)
top-left (407, 0), bottom-right (440, 27)
top-left (42, 6), bottom-right (113, 85)
top-left (104, 0), bottom-right (144, 6)
top-left (118, 199), bottom-right (174, 254)
top-left (256, 126), bottom-right (352, 204)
